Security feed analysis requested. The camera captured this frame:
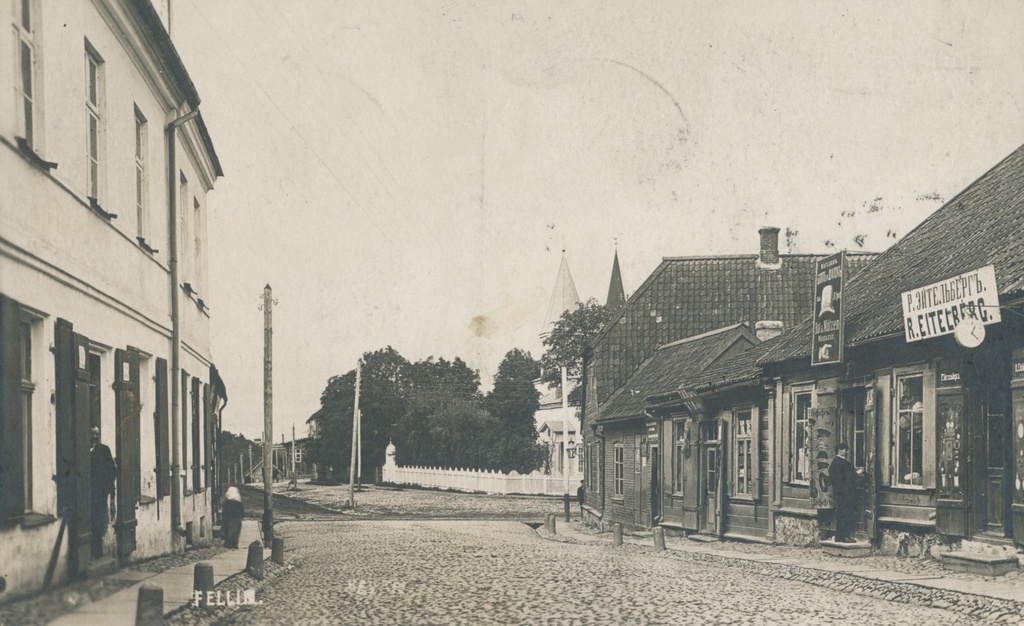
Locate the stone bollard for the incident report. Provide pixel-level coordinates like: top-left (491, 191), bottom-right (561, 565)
top-left (544, 513), bottom-right (552, 534)
top-left (613, 523), bottom-right (623, 547)
top-left (246, 540), bottom-right (264, 580)
top-left (654, 527), bottom-right (666, 552)
top-left (193, 562), bottom-right (214, 609)
top-left (272, 536), bottom-right (285, 565)
top-left (135, 583), bottom-right (163, 626)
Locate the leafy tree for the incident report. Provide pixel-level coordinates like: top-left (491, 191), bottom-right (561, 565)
top-left (540, 298), bottom-right (611, 406)
top-left (306, 347), bottom-right (411, 482)
top-left (219, 430), bottom-right (260, 484)
top-left (484, 349), bottom-right (548, 473)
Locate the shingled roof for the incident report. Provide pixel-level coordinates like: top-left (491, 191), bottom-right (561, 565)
top-left (594, 324), bottom-right (758, 424)
top-left (588, 251), bottom-right (877, 405)
top-left (762, 142), bottom-right (1024, 364)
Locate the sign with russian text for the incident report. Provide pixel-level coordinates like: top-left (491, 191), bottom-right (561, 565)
top-left (901, 265), bottom-right (1000, 342)
top-left (812, 251), bottom-right (845, 366)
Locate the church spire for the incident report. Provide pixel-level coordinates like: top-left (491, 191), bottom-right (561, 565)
top-left (606, 249), bottom-right (626, 309)
top-left (541, 251), bottom-right (580, 337)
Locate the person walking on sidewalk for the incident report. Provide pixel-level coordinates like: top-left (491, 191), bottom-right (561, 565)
top-left (829, 443), bottom-right (858, 543)
top-left (222, 486), bottom-right (244, 549)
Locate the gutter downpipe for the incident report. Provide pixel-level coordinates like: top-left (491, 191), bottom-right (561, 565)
top-left (168, 108), bottom-right (199, 542)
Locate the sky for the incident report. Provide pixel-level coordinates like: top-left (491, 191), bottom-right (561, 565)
top-left (167, 1), bottom-right (1024, 441)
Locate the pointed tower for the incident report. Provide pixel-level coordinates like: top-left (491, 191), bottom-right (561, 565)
top-left (606, 250), bottom-right (626, 309)
top-left (541, 251), bottom-right (580, 338)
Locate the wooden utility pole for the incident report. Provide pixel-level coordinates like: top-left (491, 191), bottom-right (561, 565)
top-left (349, 361), bottom-right (361, 507)
top-left (261, 284), bottom-right (275, 544)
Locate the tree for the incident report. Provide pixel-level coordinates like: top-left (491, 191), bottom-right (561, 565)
top-left (485, 349), bottom-right (547, 473)
top-left (540, 298), bottom-right (611, 406)
top-left (306, 346), bottom-right (411, 482)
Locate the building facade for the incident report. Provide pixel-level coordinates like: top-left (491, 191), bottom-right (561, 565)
top-left (580, 228), bottom-right (877, 533)
top-left (0, 0), bottom-right (223, 601)
top-left (583, 145), bottom-right (1024, 558)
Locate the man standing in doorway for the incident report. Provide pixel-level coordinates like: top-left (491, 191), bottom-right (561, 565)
top-left (830, 443), bottom-right (857, 543)
top-left (90, 426), bottom-right (117, 558)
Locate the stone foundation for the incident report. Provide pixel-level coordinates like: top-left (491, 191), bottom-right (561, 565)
top-left (877, 527), bottom-right (942, 557)
top-left (774, 514), bottom-right (820, 547)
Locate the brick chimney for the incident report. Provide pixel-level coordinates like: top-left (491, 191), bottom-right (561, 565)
top-left (757, 226), bottom-right (781, 270)
top-left (755, 320), bottom-right (784, 341)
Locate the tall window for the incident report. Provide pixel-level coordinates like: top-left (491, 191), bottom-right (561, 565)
top-left (135, 108), bottom-right (148, 239)
top-left (19, 319), bottom-right (34, 511)
top-left (894, 373), bottom-right (924, 486)
top-left (613, 443), bottom-right (624, 497)
top-left (193, 197), bottom-right (202, 292)
top-left (672, 420), bottom-right (686, 494)
top-left (179, 173), bottom-right (189, 279)
top-left (792, 392), bottom-right (812, 482)
top-left (734, 408), bottom-right (753, 496)
top-left (16, 0), bottom-right (36, 147)
top-left (85, 47), bottom-right (103, 200)
top-left (841, 388), bottom-right (867, 469)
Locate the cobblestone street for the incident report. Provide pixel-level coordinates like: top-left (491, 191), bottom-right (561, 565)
top-left (209, 520), bottom-right (988, 625)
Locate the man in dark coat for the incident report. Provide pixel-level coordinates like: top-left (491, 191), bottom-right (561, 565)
top-left (829, 443), bottom-right (857, 543)
top-left (90, 426), bottom-right (117, 558)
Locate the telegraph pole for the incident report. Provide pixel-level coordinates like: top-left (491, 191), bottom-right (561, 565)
top-left (260, 284), bottom-right (276, 544)
top-left (349, 361), bottom-right (362, 507)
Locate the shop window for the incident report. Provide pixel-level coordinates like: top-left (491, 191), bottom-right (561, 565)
top-left (894, 373), bottom-right (924, 486)
top-left (672, 420), bottom-right (686, 495)
top-left (613, 443), bottom-right (624, 497)
top-left (734, 408), bottom-right (753, 496)
top-left (791, 391), bottom-right (813, 482)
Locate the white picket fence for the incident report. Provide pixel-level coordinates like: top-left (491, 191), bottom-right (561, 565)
top-left (382, 463), bottom-right (581, 496)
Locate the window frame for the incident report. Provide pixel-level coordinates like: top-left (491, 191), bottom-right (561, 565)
top-left (15, 0), bottom-right (37, 147)
top-left (134, 107), bottom-right (148, 240)
top-left (672, 419), bottom-right (686, 495)
top-left (733, 406), bottom-right (754, 497)
top-left (84, 44), bottom-right (104, 202)
top-left (789, 387), bottom-right (814, 484)
top-left (613, 442), bottom-right (624, 498)
top-left (893, 371), bottom-right (925, 488)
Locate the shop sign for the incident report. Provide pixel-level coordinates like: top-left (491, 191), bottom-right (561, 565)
top-left (812, 252), bottom-right (845, 366)
top-left (937, 362), bottom-right (962, 388)
top-left (901, 265), bottom-right (1000, 343)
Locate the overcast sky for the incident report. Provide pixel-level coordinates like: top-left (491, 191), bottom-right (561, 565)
top-left (168, 1), bottom-right (1024, 441)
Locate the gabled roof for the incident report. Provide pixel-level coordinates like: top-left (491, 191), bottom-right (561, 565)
top-left (606, 251), bottom-right (626, 308)
top-left (587, 250), bottom-right (877, 406)
top-left (763, 143), bottom-right (1024, 364)
top-left (538, 421), bottom-right (577, 436)
top-left (542, 253), bottom-right (581, 334)
top-left (595, 324), bottom-right (758, 424)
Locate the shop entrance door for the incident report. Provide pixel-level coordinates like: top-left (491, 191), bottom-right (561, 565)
top-left (975, 381), bottom-right (1012, 537)
top-left (699, 421), bottom-right (721, 534)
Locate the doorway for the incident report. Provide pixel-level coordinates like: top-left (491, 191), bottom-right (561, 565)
top-left (699, 421), bottom-right (721, 534)
top-left (972, 376), bottom-right (1012, 538)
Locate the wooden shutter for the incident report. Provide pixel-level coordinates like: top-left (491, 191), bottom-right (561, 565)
top-left (935, 389), bottom-right (967, 536)
top-left (181, 369), bottom-right (188, 491)
top-left (72, 330), bottom-right (94, 575)
top-left (114, 348), bottom-right (139, 557)
top-left (155, 358), bottom-right (169, 498)
top-left (864, 383), bottom-right (879, 541)
top-left (203, 383), bottom-right (213, 491)
top-left (876, 373), bottom-right (892, 486)
top-left (192, 377), bottom-right (201, 491)
top-left (680, 419), bottom-right (700, 530)
top-left (0, 294), bottom-right (25, 522)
